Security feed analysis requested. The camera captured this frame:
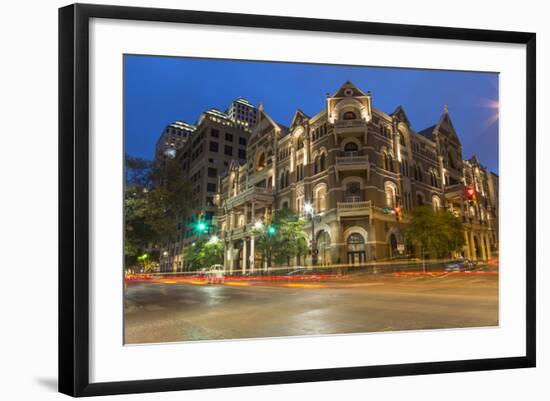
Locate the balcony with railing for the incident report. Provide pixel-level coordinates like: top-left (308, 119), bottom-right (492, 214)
top-left (335, 150), bottom-right (369, 168)
top-left (334, 119), bottom-right (367, 130)
top-left (337, 199), bottom-right (372, 217)
top-left (225, 185), bottom-right (274, 209)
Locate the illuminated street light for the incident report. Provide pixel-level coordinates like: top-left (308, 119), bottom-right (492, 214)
top-left (254, 220), bottom-right (264, 230)
top-left (304, 202), bottom-right (314, 216)
top-left (304, 198), bottom-right (318, 266)
top-left (209, 235), bottom-right (220, 243)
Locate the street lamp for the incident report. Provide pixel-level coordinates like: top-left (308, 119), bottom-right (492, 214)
top-left (304, 201), bottom-right (318, 266)
top-left (254, 220), bottom-right (264, 230)
top-left (209, 235), bottom-right (220, 243)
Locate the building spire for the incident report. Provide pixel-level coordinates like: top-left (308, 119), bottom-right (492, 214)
top-left (444, 103), bottom-right (449, 113)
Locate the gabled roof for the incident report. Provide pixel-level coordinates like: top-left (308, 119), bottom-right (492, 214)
top-left (416, 106), bottom-right (460, 144)
top-left (391, 105), bottom-right (411, 126)
top-left (434, 106), bottom-right (460, 144)
top-left (289, 109), bottom-right (310, 130)
top-left (417, 124), bottom-right (437, 140)
top-left (331, 80), bottom-right (368, 98)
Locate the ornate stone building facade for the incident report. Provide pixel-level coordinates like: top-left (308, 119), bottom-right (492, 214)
top-left (215, 81), bottom-right (498, 273)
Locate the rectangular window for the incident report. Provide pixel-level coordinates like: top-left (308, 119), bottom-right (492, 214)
top-left (239, 137), bottom-right (246, 146)
top-left (224, 145), bottom-right (233, 156)
top-left (207, 183), bottom-right (217, 192)
top-left (209, 141), bottom-right (218, 152)
top-left (208, 167), bottom-right (217, 177)
top-left (225, 133), bottom-right (233, 141)
top-left (238, 148), bottom-right (246, 159)
top-left (211, 129), bottom-right (219, 138)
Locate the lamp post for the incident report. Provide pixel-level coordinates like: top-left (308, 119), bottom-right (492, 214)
top-left (304, 201), bottom-right (318, 267)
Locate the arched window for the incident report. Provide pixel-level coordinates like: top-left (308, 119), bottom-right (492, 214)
top-left (313, 156), bottom-right (319, 174)
top-left (256, 152), bottom-right (266, 171)
top-left (385, 182), bottom-right (397, 208)
top-left (417, 193), bottom-right (424, 206)
top-left (281, 200), bottom-right (289, 210)
top-left (317, 231), bottom-right (331, 266)
top-left (347, 233), bottom-right (365, 252)
top-left (320, 153), bottom-right (326, 171)
top-left (285, 171), bottom-right (290, 188)
top-left (387, 154), bottom-right (394, 172)
top-left (344, 141), bottom-right (359, 154)
top-left (345, 181), bottom-right (362, 202)
top-left (315, 185), bottom-right (327, 212)
top-left (279, 172), bottom-right (285, 189)
top-left (343, 111), bottom-right (357, 120)
top-left (432, 195), bottom-right (441, 211)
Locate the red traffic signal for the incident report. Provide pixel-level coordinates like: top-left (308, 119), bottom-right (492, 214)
top-left (465, 187), bottom-right (475, 200)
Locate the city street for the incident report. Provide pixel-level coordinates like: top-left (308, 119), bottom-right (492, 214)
top-left (124, 269), bottom-right (499, 344)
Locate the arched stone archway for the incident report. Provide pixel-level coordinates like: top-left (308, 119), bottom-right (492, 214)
top-left (316, 230), bottom-right (332, 266)
top-left (343, 227), bottom-right (368, 266)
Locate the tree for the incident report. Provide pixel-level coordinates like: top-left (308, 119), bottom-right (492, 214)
top-left (253, 209), bottom-right (309, 268)
top-left (124, 155), bottom-right (192, 269)
top-left (405, 206), bottom-right (465, 271)
top-left (183, 239), bottom-right (224, 270)
top-left (146, 158), bottom-right (192, 243)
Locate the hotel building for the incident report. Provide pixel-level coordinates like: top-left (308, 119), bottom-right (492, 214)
top-left (215, 81), bottom-right (498, 273)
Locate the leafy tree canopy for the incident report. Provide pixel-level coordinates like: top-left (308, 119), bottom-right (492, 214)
top-left (124, 155), bottom-right (192, 266)
top-left (405, 206), bottom-right (465, 259)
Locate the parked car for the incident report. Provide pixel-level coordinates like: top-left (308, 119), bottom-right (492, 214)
top-left (206, 264), bottom-right (225, 284)
top-left (444, 259), bottom-right (474, 272)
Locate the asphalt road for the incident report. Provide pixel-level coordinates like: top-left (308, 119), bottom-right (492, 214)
top-left (124, 272), bottom-right (499, 344)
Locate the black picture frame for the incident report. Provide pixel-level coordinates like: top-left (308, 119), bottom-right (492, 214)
top-left (59, 3), bottom-right (536, 397)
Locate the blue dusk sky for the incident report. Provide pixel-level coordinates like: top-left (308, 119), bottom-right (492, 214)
top-left (124, 55), bottom-right (499, 173)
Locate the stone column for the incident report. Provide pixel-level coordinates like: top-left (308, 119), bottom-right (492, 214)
top-left (242, 239), bottom-right (247, 274)
top-left (251, 201), bottom-right (256, 223)
top-left (480, 233), bottom-right (487, 261)
top-left (243, 203), bottom-right (248, 225)
top-left (484, 234), bottom-right (492, 259)
top-left (464, 231), bottom-right (471, 259)
top-left (227, 243), bottom-right (233, 274)
top-left (469, 231), bottom-right (477, 261)
top-left (250, 236), bottom-right (255, 272)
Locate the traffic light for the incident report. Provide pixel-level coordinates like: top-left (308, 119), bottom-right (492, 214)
top-left (193, 210), bottom-right (209, 236)
top-left (196, 221), bottom-right (207, 233)
top-left (267, 225), bottom-right (276, 236)
top-left (394, 206), bottom-right (402, 221)
top-left (465, 186), bottom-right (477, 205)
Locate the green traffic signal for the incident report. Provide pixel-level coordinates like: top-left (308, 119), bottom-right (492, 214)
top-left (267, 225), bottom-right (276, 236)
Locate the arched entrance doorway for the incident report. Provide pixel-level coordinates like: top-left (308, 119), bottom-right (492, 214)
top-left (389, 233), bottom-right (398, 258)
top-left (317, 230), bottom-right (331, 266)
top-left (347, 232), bottom-right (366, 265)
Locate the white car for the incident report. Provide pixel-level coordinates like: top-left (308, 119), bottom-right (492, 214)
top-left (206, 264), bottom-right (225, 284)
